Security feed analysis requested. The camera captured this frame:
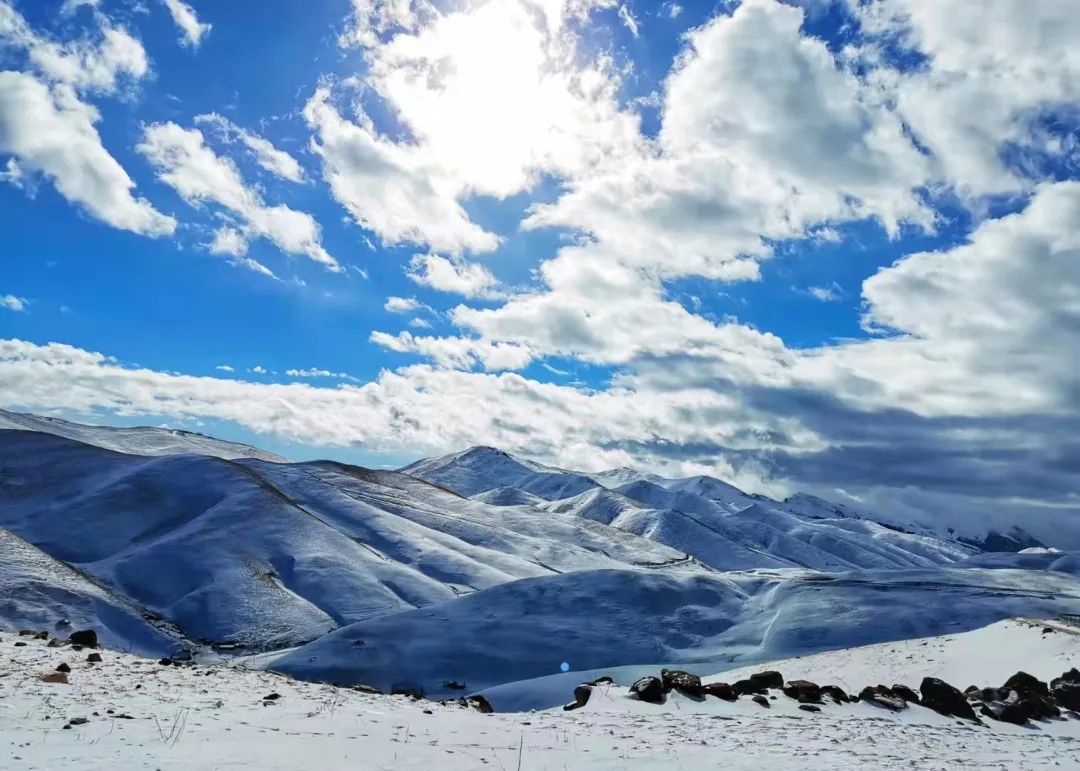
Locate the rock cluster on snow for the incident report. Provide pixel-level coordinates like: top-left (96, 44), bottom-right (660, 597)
top-left (566, 666), bottom-right (1080, 730)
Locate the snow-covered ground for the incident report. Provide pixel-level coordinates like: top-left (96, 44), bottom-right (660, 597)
top-left (3, 621), bottom-right (1078, 770)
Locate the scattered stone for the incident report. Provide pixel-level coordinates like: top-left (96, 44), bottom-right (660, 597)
top-left (14, 641), bottom-right (27, 647)
top-left (733, 678), bottom-right (768, 696)
top-left (423, 709), bottom-right (433, 715)
top-left (159, 658), bottom-right (174, 666)
top-left (352, 684), bottom-right (382, 695)
top-left (563, 685), bottom-right (592, 712)
top-left (588, 676), bottom-right (614, 686)
top-left (47, 639), bottom-right (64, 648)
top-left (34, 631), bottom-right (49, 640)
top-left (702, 682), bottom-right (737, 701)
top-left (749, 671), bottom-right (784, 690)
top-left (56, 663), bottom-right (71, 673)
top-left (783, 679), bottom-right (822, 704)
top-left (630, 676), bottom-right (665, 705)
top-left (114, 714), bottom-right (135, 720)
top-left (71, 644), bottom-right (83, 652)
top-left (661, 669), bottom-right (703, 697)
top-left (18, 630), bottom-right (35, 636)
top-left (390, 686), bottom-right (424, 699)
top-left (798, 704), bottom-right (822, 713)
top-left (858, 686), bottom-right (906, 711)
top-left (87, 652), bottom-right (102, 663)
top-left (264, 693), bottom-right (281, 701)
top-left (40, 672), bottom-right (69, 685)
top-left (68, 717), bottom-right (88, 726)
top-left (920, 677), bottom-right (978, 721)
top-left (751, 694), bottom-right (770, 708)
top-left (67, 630), bottom-right (98, 648)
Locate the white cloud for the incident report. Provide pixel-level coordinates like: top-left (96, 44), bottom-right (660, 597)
top-left (384, 296), bottom-right (420, 313)
top-left (209, 227), bottom-right (248, 256)
top-left (406, 253), bottom-right (502, 299)
top-left (1, 294), bottom-right (27, 311)
top-left (250, 365), bottom-right (267, 375)
top-left (665, 2), bottom-right (683, 18)
top-left (195, 113), bottom-right (305, 183)
top-left (286, 367), bottom-right (360, 382)
top-left (803, 283), bottom-right (844, 302)
top-left (162, 0), bottom-right (211, 48)
top-left (138, 122), bottom-right (338, 270)
top-left (0, 72), bottom-right (176, 236)
top-left (311, 0), bottom-right (642, 253)
top-left (370, 330), bottom-right (533, 370)
top-left (59, 0), bottom-right (100, 17)
top-left (617, 5), bottom-right (639, 37)
top-left (0, 1), bottom-right (148, 95)
top-left (214, 364), bottom-right (234, 372)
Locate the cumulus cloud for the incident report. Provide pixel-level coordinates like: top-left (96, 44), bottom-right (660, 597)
top-left (1, 294), bottom-right (27, 311)
top-left (195, 113), bottom-right (306, 183)
top-left (0, 73), bottom-right (176, 236)
top-left (162, 0), bottom-right (211, 48)
top-left (137, 122), bottom-right (338, 270)
top-left (406, 253), bottom-right (502, 298)
top-left (384, 296), bottom-right (420, 313)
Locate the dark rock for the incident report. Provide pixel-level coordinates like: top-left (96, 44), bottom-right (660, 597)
top-left (87, 653), bottom-right (102, 663)
top-left (968, 686), bottom-right (1007, 703)
top-left (352, 684), bottom-right (382, 694)
top-left (920, 677), bottom-right (978, 721)
top-left (630, 676), bottom-right (665, 705)
top-left (981, 700), bottom-right (1028, 726)
top-left (14, 641), bottom-right (27, 647)
top-left (751, 694), bottom-right (770, 708)
top-left (40, 672), bottom-right (69, 684)
top-left (264, 693), bottom-right (281, 701)
top-left (798, 704), bottom-right (822, 713)
top-left (71, 644), bottom-right (83, 652)
top-left (890, 684), bottom-right (920, 704)
top-left (68, 630), bottom-right (98, 648)
top-left (56, 663), bottom-right (71, 673)
top-left (702, 682), bottom-right (737, 701)
top-left (588, 676), bottom-right (614, 686)
top-left (68, 717), bottom-right (88, 726)
top-left (114, 714), bottom-right (135, 720)
top-left (159, 658), bottom-right (173, 666)
top-left (1052, 681), bottom-right (1080, 711)
top-left (47, 639), bottom-right (64, 648)
top-left (1003, 671), bottom-right (1050, 699)
top-left (819, 685), bottom-right (850, 704)
top-left (733, 678), bottom-right (768, 696)
top-left (1017, 692), bottom-right (1059, 721)
top-left (748, 671), bottom-right (784, 690)
top-left (442, 680), bottom-right (468, 690)
top-left (782, 679), bottom-right (822, 704)
top-left (858, 686), bottom-right (906, 711)
top-left (18, 630), bottom-right (35, 636)
top-left (661, 668), bottom-right (703, 697)
top-left (465, 695), bottom-right (493, 714)
top-left (563, 685), bottom-right (592, 712)
top-left (34, 631), bottom-right (49, 640)
top-left (390, 685), bottom-right (424, 699)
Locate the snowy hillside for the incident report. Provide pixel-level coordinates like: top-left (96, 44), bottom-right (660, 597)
top-left (6, 624), bottom-right (1077, 770)
top-left (1, 415), bottom-right (1078, 731)
top-left (0, 408), bottom-right (287, 462)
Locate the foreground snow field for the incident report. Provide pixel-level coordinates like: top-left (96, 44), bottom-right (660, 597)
top-left (2, 620), bottom-right (1078, 770)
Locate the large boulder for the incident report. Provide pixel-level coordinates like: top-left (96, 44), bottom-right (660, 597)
top-left (748, 671), bottom-right (784, 690)
top-left (782, 680), bottom-right (822, 704)
top-left (890, 684), bottom-right (920, 704)
top-left (1003, 671), bottom-right (1050, 699)
top-left (733, 678), bottom-right (768, 696)
top-left (820, 685), bottom-right (850, 704)
top-left (702, 682), bottom-right (737, 701)
top-left (751, 694), bottom-right (770, 708)
top-left (1052, 681), bottom-right (1080, 711)
top-left (630, 676), bottom-right (665, 705)
top-left (1017, 692), bottom-right (1060, 721)
top-left (920, 677), bottom-right (978, 721)
top-left (858, 686), bottom-right (906, 712)
top-left (563, 685), bottom-right (592, 712)
top-left (981, 700), bottom-right (1028, 725)
top-left (661, 669), bottom-right (703, 698)
top-left (1052, 668), bottom-right (1080, 688)
top-left (67, 630), bottom-right (98, 649)
top-left (464, 695), bottom-right (494, 714)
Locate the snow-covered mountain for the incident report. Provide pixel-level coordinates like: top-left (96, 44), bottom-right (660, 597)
top-left (2, 417), bottom-right (1078, 712)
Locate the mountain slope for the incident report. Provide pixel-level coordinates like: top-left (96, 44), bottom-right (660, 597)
top-left (0, 430), bottom-right (690, 651)
top-left (0, 408), bottom-right (287, 462)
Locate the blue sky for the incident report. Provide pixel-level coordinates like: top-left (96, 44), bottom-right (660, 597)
top-left (2, 0), bottom-right (1079, 535)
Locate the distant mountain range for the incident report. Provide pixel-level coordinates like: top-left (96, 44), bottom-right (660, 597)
top-left (1, 409), bottom-right (1077, 703)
